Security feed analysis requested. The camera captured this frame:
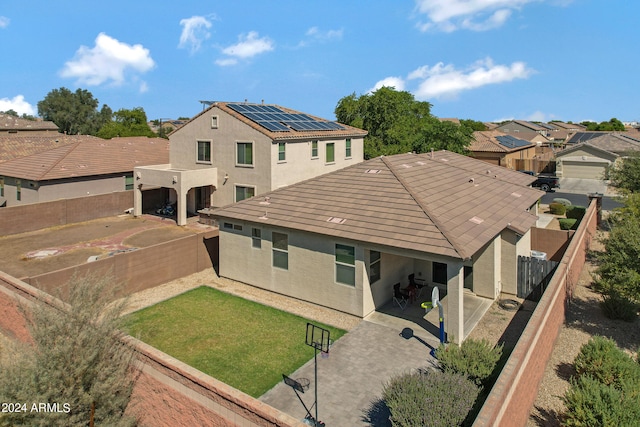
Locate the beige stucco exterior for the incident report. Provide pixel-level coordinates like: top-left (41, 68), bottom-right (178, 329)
top-left (134, 106), bottom-right (364, 225)
top-left (0, 174), bottom-right (131, 206)
top-left (217, 216), bottom-right (527, 344)
top-left (555, 145), bottom-right (617, 179)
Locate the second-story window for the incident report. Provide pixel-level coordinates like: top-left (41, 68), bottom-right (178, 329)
top-left (16, 179), bottom-right (21, 201)
top-left (278, 142), bottom-right (286, 161)
top-left (326, 142), bottom-right (335, 163)
top-left (197, 140), bottom-right (212, 163)
top-left (346, 138), bottom-right (352, 158)
top-left (311, 140), bottom-right (318, 158)
top-left (236, 142), bottom-right (253, 166)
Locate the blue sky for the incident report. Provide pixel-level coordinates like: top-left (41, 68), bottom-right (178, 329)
top-left (1, 1), bottom-right (638, 124)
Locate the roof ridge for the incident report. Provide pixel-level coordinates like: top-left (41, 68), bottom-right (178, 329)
top-left (380, 155), bottom-right (467, 259)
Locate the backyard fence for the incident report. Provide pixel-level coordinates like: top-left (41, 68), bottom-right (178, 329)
top-left (516, 256), bottom-right (559, 300)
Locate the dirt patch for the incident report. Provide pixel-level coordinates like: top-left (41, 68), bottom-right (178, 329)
top-left (0, 215), bottom-right (200, 279)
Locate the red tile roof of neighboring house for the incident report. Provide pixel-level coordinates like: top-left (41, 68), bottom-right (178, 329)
top-left (0, 134), bottom-right (98, 163)
top-left (469, 131), bottom-right (535, 153)
top-left (0, 136), bottom-right (169, 181)
top-left (0, 114), bottom-right (59, 132)
top-left (213, 151), bottom-right (542, 260)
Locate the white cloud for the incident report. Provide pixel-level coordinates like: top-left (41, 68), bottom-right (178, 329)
top-left (525, 111), bottom-right (556, 122)
top-left (178, 15), bottom-right (213, 53)
top-left (411, 58), bottom-right (534, 99)
top-left (372, 57), bottom-right (534, 100)
top-left (368, 77), bottom-right (406, 93)
top-left (0, 16), bottom-right (9, 28)
top-left (0, 95), bottom-right (35, 116)
top-left (414, 0), bottom-right (538, 32)
top-left (60, 33), bottom-right (155, 86)
top-left (306, 26), bottom-right (343, 41)
top-left (139, 81), bottom-right (149, 93)
top-left (216, 31), bottom-right (273, 66)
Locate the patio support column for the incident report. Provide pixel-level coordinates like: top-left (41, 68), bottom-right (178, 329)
top-left (133, 183), bottom-right (143, 218)
top-left (177, 187), bottom-right (187, 226)
top-left (446, 262), bottom-right (464, 345)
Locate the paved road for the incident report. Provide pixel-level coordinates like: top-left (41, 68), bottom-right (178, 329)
top-left (540, 191), bottom-right (622, 211)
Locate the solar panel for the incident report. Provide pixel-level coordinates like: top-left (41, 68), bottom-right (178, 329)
top-left (227, 103), bottom-right (345, 133)
top-left (496, 135), bottom-right (530, 149)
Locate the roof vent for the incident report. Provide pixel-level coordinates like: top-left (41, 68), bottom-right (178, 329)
top-left (469, 178), bottom-right (475, 183)
top-left (259, 196), bottom-right (271, 205)
top-left (400, 164), bottom-right (412, 168)
top-left (416, 161), bottom-right (426, 166)
top-left (259, 211), bottom-right (268, 220)
top-left (511, 192), bottom-right (522, 198)
top-left (327, 216), bottom-right (347, 224)
top-left (469, 216), bottom-right (484, 224)
top-left (440, 158), bottom-right (449, 162)
top-left (364, 169), bottom-right (381, 174)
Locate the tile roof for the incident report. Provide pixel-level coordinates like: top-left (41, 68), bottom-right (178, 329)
top-left (213, 151), bottom-right (543, 260)
top-left (469, 131), bottom-right (535, 153)
top-left (0, 114), bottom-right (59, 131)
top-left (0, 136), bottom-right (169, 181)
top-left (177, 101), bottom-right (368, 141)
top-left (559, 133), bottom-right (640, 156)
top-left (0, 134), bottom-right (95, 163)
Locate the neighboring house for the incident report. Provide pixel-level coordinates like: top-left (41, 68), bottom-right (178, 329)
top-left (548, 121), bottom-right (587, 132)
top-left (0, 136), bottom-right (168, 206)
top-left (497, 120), bottom-right (549, 135)
top-left (555, 133), bottom-right (640, 179)
top-left (212, 151), bottom-right (543, 343)
top-left (0, 134), bottom-right (84, 163)
top-left (565, 131), bottom-right (614, 145)
top-left (468, 130), bottom-right (538, 170)
top-left (134, 102), bottom-right (367, 225)
top-left (0, 114), bottom-right (59, 136)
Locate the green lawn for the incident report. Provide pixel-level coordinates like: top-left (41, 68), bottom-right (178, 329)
top-left (123, 286), bottom-right (345, 397)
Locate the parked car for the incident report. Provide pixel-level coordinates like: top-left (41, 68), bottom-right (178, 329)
top-left (520, 171), bottom-right (559, 192)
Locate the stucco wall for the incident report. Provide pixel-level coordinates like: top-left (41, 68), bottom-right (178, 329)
top-left (218, 222), bottom-right (365, 316)
top-left (472, 237), bottom-right (501, 299)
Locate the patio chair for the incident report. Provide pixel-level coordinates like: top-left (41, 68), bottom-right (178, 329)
top-left (393, 283), bottom-right (409, 310)
top-left (408, 273), bottom-right (427, 299)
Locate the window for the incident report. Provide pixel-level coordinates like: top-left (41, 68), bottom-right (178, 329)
top-left (125, 175), bottom-right (134, 190)
top-left (233, 224), bottom-right (243, 231)
top-left (311, 140), bottom-right (318, 158)
top-left (197, 140), bottom-right (211, 163)
top-left (326, 142), bottom-right (335, 163)
top-left (252, 228), bottom-right (261, 248)
top-left (0, 176), bottom-right (4, 197)
top-left (369, 250), bottom-right (381, 284)
top-left (346, 138), bottom-right (352, 158)
top-left (16, 179), bottom-right (21, 201)
top-left (278, 142), bottom-right (286, 161)
top-left (236, 142), bottom-right (253, 166)
top-left (223, 222), bottom-right (233, 229)
top-left (433, 262), bottom-right (447, 285)
top-left (335, 244), bottom-right (355, 286)
top-left (211, 115), bottom-right (218, 129)
top-left (235, 185), bottom-right (255, 202)
top-left (272, 232), bottom-right (288, 270)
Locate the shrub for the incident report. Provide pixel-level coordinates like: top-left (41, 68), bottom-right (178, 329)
top-left (549, 202), bottom-right (566, 215)
top-left (600, 292), bottom-right (638, 322)
top-left (559, 218), bottom-right (578, 230)
top-left (573, 336), bottom-right (640, 386)
top-left (435, 339), bottom-right (503, 386)
top-left (552, 198), bottom-right (572, 207)
top-left (562, 375), bottom-right (640, 426)
top-left (383, 369), bottom-right (479, 427)
top-left (566, 205), bottom-right (587, 220)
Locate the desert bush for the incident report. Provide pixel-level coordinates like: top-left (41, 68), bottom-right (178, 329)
top-left (562, 375), bottom-right (640, 426)
top-left (549, 202), bottom-right (566, 215)
top-left (600, 292), bottom-right (638, 322)
top-left (552, 198), bottom-right (572, 207)
top-left (435, 339), bottom-right (503, 386)
top-left (559, 218), bottom-right (578, 230)
top-left (383, 369), bottom-right (479, 427)
top-left (566, 205), bottom-right (587, 220)
top-left (0, 273), bottom-right (138, 427)
top-left (563, 337), bottom-right (640, 426)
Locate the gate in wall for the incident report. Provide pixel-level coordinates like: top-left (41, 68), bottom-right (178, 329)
top-left (517, 256), bottom-right (559, 300)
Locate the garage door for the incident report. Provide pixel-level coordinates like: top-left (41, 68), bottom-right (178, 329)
top-left (562, 160), bottom-right (608, 179)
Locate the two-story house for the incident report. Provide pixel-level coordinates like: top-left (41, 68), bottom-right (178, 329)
top-left (133, 102), bottom-right (367, 225)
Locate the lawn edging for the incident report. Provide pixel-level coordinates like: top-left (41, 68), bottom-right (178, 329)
top-left (472, 199), bottom-right (598, 427)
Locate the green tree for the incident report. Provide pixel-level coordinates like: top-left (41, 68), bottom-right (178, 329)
top-left (37, 87), bottom-right (111, 135)
top-left (96, 107), bottom-right (155, 139)
top-left (606, 152), bottom-right (640, 194)
top-left (335, 87), bottom-right (473, 159)
top-left (0, 274), bottom-right (138, 426)
top-left (582, 118), bottom-right (626, 132)
top-left (459, 119), bottom-right (487, 131)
